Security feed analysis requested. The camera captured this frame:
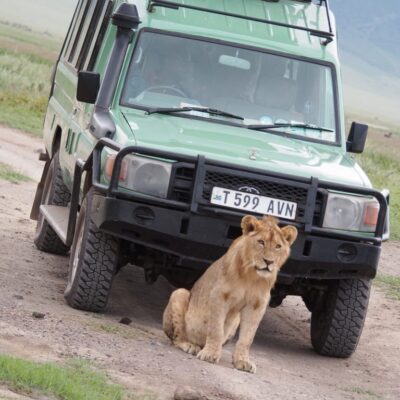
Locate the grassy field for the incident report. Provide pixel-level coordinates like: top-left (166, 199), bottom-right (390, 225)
top-left (0, 163), bottom-right (31, 183)
top-left (0, 22), bottom-right (58, 135)
top-left (0, 355), bottom-right (124, 400)
top-left (375, 274), bottom-right (400, 301)
top-left (356, 129), bottom-right (400, 240)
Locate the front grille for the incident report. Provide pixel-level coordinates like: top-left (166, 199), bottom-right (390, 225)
top-left (202, 171), bottom-right (309, 220)
top-left (169, 166), bottom-right (194, 203)
top-left (169, 166), bottom-right (323, 224)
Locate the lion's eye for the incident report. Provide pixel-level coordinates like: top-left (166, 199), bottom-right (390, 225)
top-left (258, 240), bottom-right (265, 246)
top-left (276, 244), bottom-right (282, 249)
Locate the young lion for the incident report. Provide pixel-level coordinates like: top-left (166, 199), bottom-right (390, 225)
top-left (163, 215), bottom-right (297, 373)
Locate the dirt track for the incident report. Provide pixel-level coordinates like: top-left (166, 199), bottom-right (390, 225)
top-left (0, 125), bottom-right (399, 400)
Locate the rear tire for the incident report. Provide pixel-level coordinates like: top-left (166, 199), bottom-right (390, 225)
top-left (64, 189), bottom-right (119, 312)
top-left (34, 151), bottom-right (71, 255)
top-left (311, 279), bottom-right (371, 358)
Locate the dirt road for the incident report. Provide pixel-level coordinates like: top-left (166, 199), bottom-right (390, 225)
top-left (0, 126), bottom-right (399, 400)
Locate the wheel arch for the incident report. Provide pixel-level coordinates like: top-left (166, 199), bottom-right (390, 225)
top-left (31, 125), bottom-right (64, 220)
top-left (50, 125), bottom-right (62, 158)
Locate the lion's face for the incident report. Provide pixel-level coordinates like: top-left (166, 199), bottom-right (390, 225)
top-left (239, 215), bottom-right (298, 278)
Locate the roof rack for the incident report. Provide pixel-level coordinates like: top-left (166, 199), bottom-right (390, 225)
top-left (147, 0), bottom-right (334, 45)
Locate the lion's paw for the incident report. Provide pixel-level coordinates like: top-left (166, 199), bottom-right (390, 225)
top-left (177, 342), bottom-right (201, 356)
top-left (197, 348), bottom-right (221, 364)
top-left (233, 358), bottom-right (256, 374)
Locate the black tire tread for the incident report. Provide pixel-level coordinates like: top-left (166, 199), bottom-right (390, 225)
top-left (311, 279), bottom-right (371, 358)
top-left (34, 153), bottom-right (71, 255)
top-left (64, 191), bottom-right (118, 312)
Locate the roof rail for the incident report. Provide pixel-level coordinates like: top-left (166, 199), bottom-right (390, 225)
top-left (147, 0), bottom-right (334, 45)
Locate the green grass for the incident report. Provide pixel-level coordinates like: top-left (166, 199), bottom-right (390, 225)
top-left (0, 355), bottom-right (123, 400)
top-left (0, 23), bottom-right (57, 135)
top-left (357, 148), bottom-right (400, 240)
top-left (0, 49), bottom-right (52, 135)
top-left (345, 386), bottom-right (382, 399)
top-left (0, 163), bottom-right (31, 183)
top-left (91, 323), bottom-right (141, 340)
top-left (89, 321), bottom-right (157, 341)
top-left (375, 274), bottom-right (400, 301)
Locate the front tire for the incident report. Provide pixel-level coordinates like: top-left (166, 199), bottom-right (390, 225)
top-left (64, 189), bottom-right (119, 312)
top-left (34, 151), bottom-right (71, 255)
top-left (311, 279), bottom-right (371, 358)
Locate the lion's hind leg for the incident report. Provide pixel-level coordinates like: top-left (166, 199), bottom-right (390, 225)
top-left (163, 288), bottom-right (201, 355)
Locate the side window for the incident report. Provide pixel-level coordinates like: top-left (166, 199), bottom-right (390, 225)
top-left (64, 0), bottom-right (91, 65)
top-left (63, 0), bottom-right (112, 72)
top-left (86, 1), bottom-right (114, 71)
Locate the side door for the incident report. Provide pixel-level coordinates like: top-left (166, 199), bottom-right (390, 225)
top-left (58, 0), bottom-right (113, 190)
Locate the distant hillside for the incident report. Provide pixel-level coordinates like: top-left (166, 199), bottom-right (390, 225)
top-left (330, 0), bottom-right (400, 126)
top-left (330, 0), bottom-right (400, 79)
top-left (0, 0), bottom-right (77, 37)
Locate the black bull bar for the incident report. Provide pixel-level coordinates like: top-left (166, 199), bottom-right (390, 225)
top-left (65, 138), bottom-right (389, 248)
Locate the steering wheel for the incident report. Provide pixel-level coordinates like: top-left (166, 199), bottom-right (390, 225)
top-left (143, 85), bottom-right (189, 98)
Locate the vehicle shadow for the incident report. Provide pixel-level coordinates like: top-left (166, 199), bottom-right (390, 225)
top-left (107, 264), bottom-right (174, 329)
top-left (107, 264), bottom-right (314, 358)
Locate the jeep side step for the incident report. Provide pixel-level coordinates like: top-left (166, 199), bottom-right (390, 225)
top-left (40, 205), bottom-right (70, 245)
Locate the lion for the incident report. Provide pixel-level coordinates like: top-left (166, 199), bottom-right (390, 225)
top-left (163, 215), bottom-right (298, 373)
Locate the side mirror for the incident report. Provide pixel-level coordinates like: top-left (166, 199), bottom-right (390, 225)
top-left (346, 122), bottom-right (368, 153)
top-left (77, 71), bottom-right (100, 104)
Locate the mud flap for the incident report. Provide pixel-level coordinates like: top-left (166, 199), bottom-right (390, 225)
top-left (30, 152), bottom-right (50, 221)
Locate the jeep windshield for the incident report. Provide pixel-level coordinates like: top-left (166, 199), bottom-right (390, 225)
top-left (121, 31), bottom-right (338, 144)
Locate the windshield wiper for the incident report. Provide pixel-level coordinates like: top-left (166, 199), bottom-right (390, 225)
top-left (247, 122), bottom-right (334, 132)
top-left (146, 106), bottom-right (244, 121)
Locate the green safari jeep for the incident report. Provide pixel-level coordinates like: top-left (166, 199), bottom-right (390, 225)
top-left (30, 0), bottom-right (389, 358)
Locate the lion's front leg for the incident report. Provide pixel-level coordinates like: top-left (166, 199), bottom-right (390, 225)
top-left (197, 295), bottom-right (228, 364)
top-left (232, 300), bottom-right (268, 374)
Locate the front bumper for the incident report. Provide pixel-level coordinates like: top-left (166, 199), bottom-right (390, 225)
top-left (84, 138), bottom-right (387, 281)
top-left (91, 195), bottom-right (381, 280)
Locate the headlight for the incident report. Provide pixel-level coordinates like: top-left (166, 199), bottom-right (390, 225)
top-left (323, 192), bottom-right (380, 233)
top-left (105, 154), bottom-right (172, 198)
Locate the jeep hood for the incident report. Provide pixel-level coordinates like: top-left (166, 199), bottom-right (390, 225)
top-left (119, 110), bottom-right (370, 188)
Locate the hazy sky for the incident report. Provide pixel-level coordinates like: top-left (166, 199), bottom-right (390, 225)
top-left (0, 0), bottom-right (76, 37)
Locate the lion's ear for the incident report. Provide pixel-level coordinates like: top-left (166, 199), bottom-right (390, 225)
top-left (281, 225), bottom-right (298, 246)
top-left (241, 215), bottom-right (259, 235)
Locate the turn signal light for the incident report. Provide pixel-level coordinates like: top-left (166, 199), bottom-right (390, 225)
top-left (105, 154), bottom-right (128, 181)
top-left (363, 202), bottom-right (379, 227)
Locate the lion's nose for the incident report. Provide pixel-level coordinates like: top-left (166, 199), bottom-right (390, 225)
top-left (264, 259), bottom-right (274, 266)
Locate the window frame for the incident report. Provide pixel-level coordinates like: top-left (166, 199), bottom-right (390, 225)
top-left (86, 1), bottom-right (114, 71)
top-left (63, 0), bottom-right (87, 62)
top-left (62, 0), bottom-right (113, 72)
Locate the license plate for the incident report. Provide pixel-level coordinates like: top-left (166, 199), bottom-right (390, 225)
top-left (210, 187), bottom-right (297, 220)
